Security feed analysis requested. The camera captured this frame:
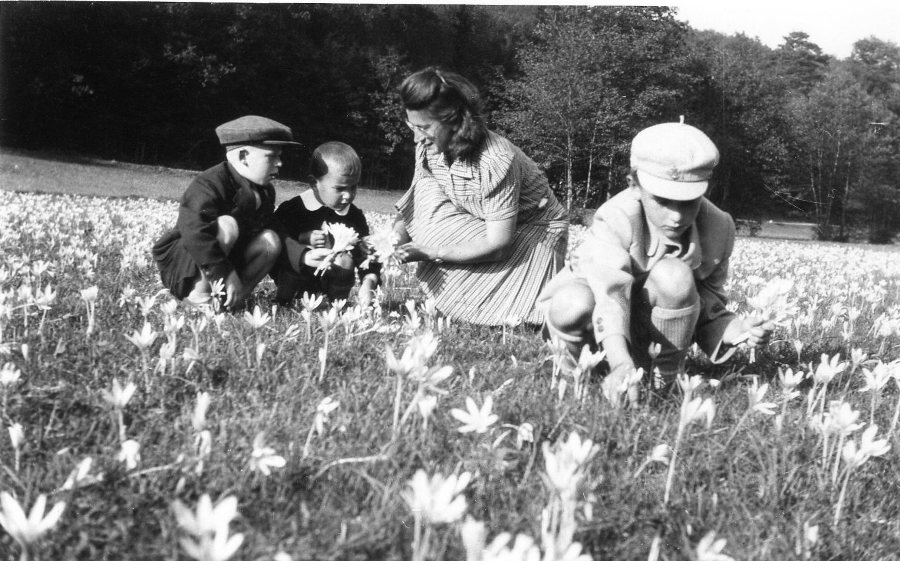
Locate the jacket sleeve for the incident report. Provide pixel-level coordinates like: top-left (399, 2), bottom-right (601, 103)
top-left (176, 176), bottom-right (233, 283)
top-left (272, 199), bottom-right (311, 272)
top-left (574, 205), bottom-right (636, 343)
top-left (694, 215), bottom-right (738, 360)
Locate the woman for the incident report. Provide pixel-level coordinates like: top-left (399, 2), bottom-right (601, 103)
top-left (394, 67), bottom-right (568, 325)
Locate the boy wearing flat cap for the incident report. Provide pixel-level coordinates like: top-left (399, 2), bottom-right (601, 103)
top-left (152, 115), bottom-right (300, 310)
top-left (539, 120), bottom-right (774, 398)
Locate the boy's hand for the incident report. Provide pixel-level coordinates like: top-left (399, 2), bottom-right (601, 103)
top-left (223, 270), bottom-right (243, 309)
top-left (303, 248), bottom-right (331, 268)
top-left (723, 316), bottom-right (775, 347)
top-left (309, 230), bottom-right (327, 248)
top-left (742, 316), bottom-right (775, 347)
top-left (608, 362), bottom-right (640, 405)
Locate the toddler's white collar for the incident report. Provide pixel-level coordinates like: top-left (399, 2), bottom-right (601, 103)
top-left (301, 189), bottom-right (350, 216)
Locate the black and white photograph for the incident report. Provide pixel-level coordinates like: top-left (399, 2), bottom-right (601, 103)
top-left (2, 1), bottom-right (900, 559)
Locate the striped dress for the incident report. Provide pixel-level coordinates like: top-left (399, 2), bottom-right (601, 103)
top-left (396, 131), bottom-right (568, 325)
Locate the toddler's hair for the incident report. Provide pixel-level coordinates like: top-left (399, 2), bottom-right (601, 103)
top-left (309, 141), bottom-right (362, 179)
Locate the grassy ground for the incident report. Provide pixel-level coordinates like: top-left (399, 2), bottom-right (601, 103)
top-left (0, 147), bottom-right (402, 214)
top-left (1, 154), bottom-right (900, 561)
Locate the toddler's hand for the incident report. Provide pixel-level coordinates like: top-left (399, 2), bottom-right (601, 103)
top-left (309, 230), bottom-right (327, 248)
top-left (303, 248), bottom-right (331, 268)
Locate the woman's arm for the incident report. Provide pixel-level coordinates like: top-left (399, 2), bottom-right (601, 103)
top-left (396, 215), bottom-right (516, 265)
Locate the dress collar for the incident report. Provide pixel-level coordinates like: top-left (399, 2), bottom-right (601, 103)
top-left (422, 145), bottom-right (475, 179)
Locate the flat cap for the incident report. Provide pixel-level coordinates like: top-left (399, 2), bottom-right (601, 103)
top-left (630, 121), bottom-right (719, 201)
top-left (215, 115), bottom-right (301, 147)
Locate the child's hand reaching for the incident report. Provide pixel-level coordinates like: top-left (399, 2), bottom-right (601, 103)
top-left (723, 316), bottom-right (775, 348)
top-left (303, 248), bottom-right (332, 268)
top-left (309, 230), bottom-right (327, 248)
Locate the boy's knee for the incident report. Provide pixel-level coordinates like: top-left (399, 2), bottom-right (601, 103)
top-left (645, 258), bottom-right (697, 308)
top-left (547, 282), bottom-right (595, 334)
top-left (246, 229), bottom-right (281, 262)
top-left (259, 230), bottom-right (281, 257)
top-left (216, 216), bottom-right (240, 250)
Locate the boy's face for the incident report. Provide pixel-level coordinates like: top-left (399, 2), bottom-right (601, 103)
top-left (311, 165), bottom-right (359, 213)
top-left (632, 176), bottom-right (702, 242)
top-left (239, 145), bottom-right (283, 186)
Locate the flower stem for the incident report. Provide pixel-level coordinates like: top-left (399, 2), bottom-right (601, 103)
top-left (833, 468), bottom-right (853, 527)
top-left (663, 423), bottom-right (684, 505)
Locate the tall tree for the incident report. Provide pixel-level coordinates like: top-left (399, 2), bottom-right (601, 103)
top-left (786, 67), bottom-right (887, 239)
top-left (685, 31), bottom-right (794, 216)
top-left (495, 6), bottom-right (690, 210)
top-left (774, 31), bottom-right (830, 95)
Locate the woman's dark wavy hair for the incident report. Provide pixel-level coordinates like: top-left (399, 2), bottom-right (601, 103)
top-left (399, 67), bottom-right (488, 162)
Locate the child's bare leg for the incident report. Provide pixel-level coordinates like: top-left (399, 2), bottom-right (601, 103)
top-left (641, 257), bottom-right (700, 384)
top-left (237, 229), bottom-right (281, 300)
top-left (186, 216), bottom-right (241, 303)
top-left (544, 280), bottom-right (595, 357)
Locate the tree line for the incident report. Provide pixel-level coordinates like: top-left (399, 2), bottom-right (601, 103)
top-left (2, 3), bottom-right (900, 241)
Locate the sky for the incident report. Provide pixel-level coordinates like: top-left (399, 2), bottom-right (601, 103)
top-left (672, 0), bottom-right (900, 59)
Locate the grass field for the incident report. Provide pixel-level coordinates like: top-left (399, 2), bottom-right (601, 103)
top-left (2, 152), bottom-right (900, 561)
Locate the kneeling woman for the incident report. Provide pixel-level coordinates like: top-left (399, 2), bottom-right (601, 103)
top-left (394, 67), bottom-right (568, 325)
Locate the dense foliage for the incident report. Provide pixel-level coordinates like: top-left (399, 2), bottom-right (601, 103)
top-left (3, 3), bottom-right (900, 238)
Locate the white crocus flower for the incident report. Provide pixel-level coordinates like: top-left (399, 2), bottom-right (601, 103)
top-left (649, 444), bottom-right (672, 466)
top-left (696, 531), bottom-right (736, 561)
top-left (249, 432), bottom-right (286, 476)
top-left (482, 532), bottom-right (542, 561)
top-left (402, 469), bottom-right (472, 524)
top-left (172, 494), bottom-right (244, 561)
top-left (0, 492), bottom-right (66, 550)
top-left (8, 422), bottom-right (24, 450)
top-left (542, 431), bottom-right (598, 494)
top-left (747, 379), bottom-right (777, 415)
top-left (80, 285), bottom-right (98, 304)
top-left (515, 422), bottom-right (535, 449)
top-left (300, 291), bottom-right (324, 312)
top-left (314, 397), bottom-right (340, 436)
top-left (61, 457), bottom-right (102, 491)
top-left (192, 392), bottom-right (210, 432)
top-left (450, 395), bottom-right (499, 434)
top-left (813, 353), bottom-right (846, 385)
top-left (118, 439), bottom-right (141, 469)
top-left (0, 362), bottom-right (22, 386)
top-left (859, 362), bottom-right (893, 393)
top-left (417, 395), bottom-right (438, 429)
top-left (172, 494), bottom-right (238, 537)
top-left (125, 322), bottom-right (159, 351)
top-left (243, 305), bottom-right (271, 330)
top-left (102, 378), bottom-right (136, 410)
top-left (459, 516), bottom-right (487, 561)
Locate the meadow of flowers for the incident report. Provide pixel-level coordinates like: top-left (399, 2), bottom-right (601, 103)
top-left (2, 188), bottom-right (900, 560)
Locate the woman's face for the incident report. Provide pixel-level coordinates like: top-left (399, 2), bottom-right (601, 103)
top-left (405, 109), bottom-right (456, 155)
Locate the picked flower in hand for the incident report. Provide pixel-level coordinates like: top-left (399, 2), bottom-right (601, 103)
top-left (314, 223), bottom-right (360, 276)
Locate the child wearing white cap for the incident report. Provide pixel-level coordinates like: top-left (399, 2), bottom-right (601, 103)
top-left (538, 120), bottom-right (774, 398)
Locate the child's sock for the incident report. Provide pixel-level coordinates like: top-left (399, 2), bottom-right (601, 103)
top-left (649, 302), bottom-right (700, 387)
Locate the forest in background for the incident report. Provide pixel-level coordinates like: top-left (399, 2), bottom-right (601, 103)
top-left (3, 3), bottom-right (900, 241)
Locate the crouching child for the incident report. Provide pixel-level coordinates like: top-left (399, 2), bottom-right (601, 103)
top-left (152, 115), bottom-right (300, 310)
top-left (270, 141), bottom-right (381, 308)
top-left (538, 120), bottom-right (774, 399)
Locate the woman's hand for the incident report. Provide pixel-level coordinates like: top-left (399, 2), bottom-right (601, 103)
top-left (395, 242), bottom-right (436, 264)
